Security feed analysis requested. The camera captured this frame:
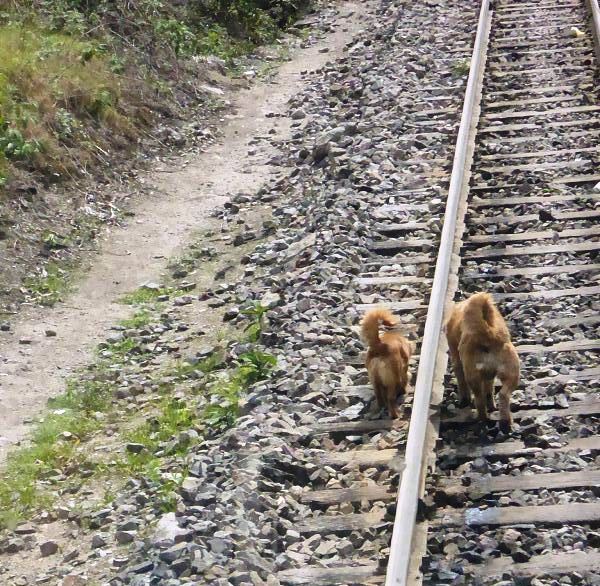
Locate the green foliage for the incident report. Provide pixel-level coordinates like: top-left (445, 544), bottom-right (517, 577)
top-left (50, 377), bottom-right (113, 416)
top-left (0, 125), bottom-right (41, 159)
top-left (0, 22), bottom-right (120, 184)
top-left (194, 23), bottom-right (250, 61)
top-left (0, 0), bottom-right (309, 187)
top-left (23, 262), bottom-right (70, 306)
top-left (202, 347), bottom-right (276, 428)
top-left (170, 351), bottom-right (225, 380)
top-left (154, 17), bottom-right (195, 57)
top-left (241, 301), bottom-right (268, 342)
top-left (42, 230), bottom-right (70, 250)
top-left (120, 284), bottom-right (184, 305)
top-left (238, 350), bottom-right (277, 384)
top-left (0, 377), bottom-right (112, 528)
top-left (101, 337), bottom-right (142, 361)
top-left (126, 396), bottom-right (197, 460)
top-left (0, 294), bottom-right (276, 528)
top-left (54, 108), bottom-right (79, 140)
top-left (452, 58), bottom-right (471, 77)
top-left (119, 309), bottom-right (153, 329)
top-left (203, 0), bottom-right (305, 43)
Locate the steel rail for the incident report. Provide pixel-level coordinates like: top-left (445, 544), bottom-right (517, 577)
top-left (586, 0), bottom-right (600, 63)
top-left (383, 1), bottom-right (492, 585)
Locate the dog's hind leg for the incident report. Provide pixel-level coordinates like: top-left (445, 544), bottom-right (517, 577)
top-left (498, 347), bottom-right (519, 431)
top-left (451, 352), bottom-right (470, 407)
top-left (467, 376), bottom-right (488, 422)
top-left (386, 386), bottom-right (400, 419)
top-left (396, 363), bottom-right (408, 396)
top-left (474, 390), bottom-right (488, 422)
top-left (371, 372), bottom-right (386, 410)
top-left (486, 381), bottom-right (497, 412)
top-left (498, 373), bottom-right (517, 431)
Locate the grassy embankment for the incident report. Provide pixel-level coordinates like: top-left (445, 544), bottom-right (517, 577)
top-left (0, 0), bottom-right (308, 189)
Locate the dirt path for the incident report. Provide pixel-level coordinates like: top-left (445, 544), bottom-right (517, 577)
top-left (0, 2), bottom-right (365, 461)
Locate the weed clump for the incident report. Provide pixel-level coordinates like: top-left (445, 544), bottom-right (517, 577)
top-left (451, 58), bottom-right (471, 77)
top-left (23, 262), bottom-right (70, 306)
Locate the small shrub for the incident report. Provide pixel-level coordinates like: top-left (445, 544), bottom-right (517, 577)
top-left (0, 126), bottom-right (42, 159)
top-left (238, 350), bottom-right (276, 383)
top-left (42, 230), bottom-right (70, 250)
top-left (451, 58), bottom-right (471, 77)
top-left (154, 18), bottom-right (195, 57)
top-left (0, 377), bottom-right (112, 527)
top-left (241, 302), bottom-right (269, 342)
top-left (119, 309), bottom-right (153, 329)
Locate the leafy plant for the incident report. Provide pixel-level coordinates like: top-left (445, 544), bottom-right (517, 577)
top-left (0, 126), bottom-right (41, 159)
top-left (241, 302), bottom-right (268, 342)
top-left (201, 346), bottom-right (275, 428)
top-left (120, 284), bottom-right (183, 305)
top-left (154, 18), bottom-right (195, 57)
top-left (101, 337), bottom-right (142, 361)
top-left (238, 350), bottom-right (276, 384)
top-left (54, 108), bottom-right (78, 140)
top-left (451, 58), bottom-right (471, 77)
top-left (119, 309), bottom-right (152, 329)
top-left (0, 376), bottom-right (113, 527)
top-left (127, 396), bottom-right (196, 455)
top-left (0, 22), bottom-right (120, 183)
top-left (42, 230), bottom-right (70, 250)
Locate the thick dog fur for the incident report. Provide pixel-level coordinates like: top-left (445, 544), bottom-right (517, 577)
top-left (362, 308), bottom-right (412, 418)
top-left (445, 292), bottom-right (520, 430)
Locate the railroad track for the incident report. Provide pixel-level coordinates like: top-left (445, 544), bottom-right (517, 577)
top-left (391, 0), bottom-right (600, 584)
top-left (276, 0), bottom-right (600, 585)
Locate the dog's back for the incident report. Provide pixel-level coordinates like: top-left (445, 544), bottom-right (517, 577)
top-left (362, 308), bottom-right (412, 418)
top-left (446, 292), bottom-right (519, 428)
top-left (459, 292), bottom-right (511, 377)
top-left (367, 330), bottom-right (411, 381)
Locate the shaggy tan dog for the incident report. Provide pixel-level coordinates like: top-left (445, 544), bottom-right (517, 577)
top-left (362, 307), bottom-right (412, 418)
top-left (446, 292), bottom-right (519, 430)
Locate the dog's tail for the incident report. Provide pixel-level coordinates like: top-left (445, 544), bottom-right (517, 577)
top-left (361, 307), bottom-right (398, 349)
top-left (462, 292), bottom-right (505, 342)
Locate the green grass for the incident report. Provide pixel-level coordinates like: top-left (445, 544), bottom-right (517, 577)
top-left (170, 351), bottom-right (226, 380)
top-left (0, 297), bottom-right (276, 528)
top-left (126, 397), bottom-right (197, 459)
top-left (23, 262), bottom-right (70, 306)
top-left (119, 285), bottom-right (184, 305)
top-left (451, 58), bottom-right (471, 77)
top-left (0, 378), bottom-right (113, 528)
top-left (52, 378), bottom-right (115, 414)
top-left (241, 302), bottom-right (269, 342)
top-left (116, 455), bottom-right (186, 513)
top-left (122, 348), bottom-right (276, 470)
top-left (0, 22), bottom-right (124, 182)
top-left (167, 236), bottom-right (218, 274)
top-left (119, 309), bottom-right (153, 329)
top-left (0, 0), bottom-right (309, 188)
top-left (202, 349), bottom-right (276, 428)
top-left (100, 337), bottom-right (144, 361)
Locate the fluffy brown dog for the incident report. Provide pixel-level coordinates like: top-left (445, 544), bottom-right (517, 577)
top-left (446, 292), bottom-right (519, 430)
top-left (362, 307), bottom-right (412, 418)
